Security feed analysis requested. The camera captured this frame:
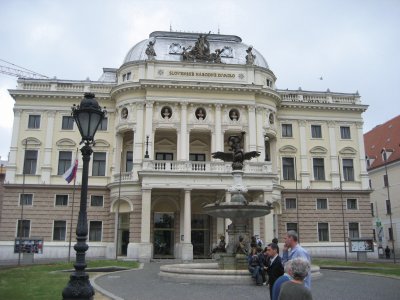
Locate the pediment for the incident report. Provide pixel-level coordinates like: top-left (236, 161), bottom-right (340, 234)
top-left (190, 139), bottom-right (208, 148)
top-left (156, 138), bottom-right (175, 147)
top-left (310, 146), bottom-right (328, 155)
top-left (93, 139), bottom-right (110, 148)
top-left (339, 147), bottom-right (357, 155)
top-left (279, 145), bottom-right (297, 154)
top-left (21, 137), bottom-right (41, 147)
top-left (56, 138), bottom-right (76, 148)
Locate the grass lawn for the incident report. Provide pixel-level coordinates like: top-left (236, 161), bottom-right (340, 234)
top-left (0, 260), bottom-right (139, 300)
top-left (313, 258), bottom-right (400, 277)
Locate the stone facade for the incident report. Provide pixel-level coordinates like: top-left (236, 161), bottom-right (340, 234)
top-left (0, 31), bottom-right (372, 261)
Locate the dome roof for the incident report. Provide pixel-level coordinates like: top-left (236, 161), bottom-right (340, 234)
top-left (123, 31), bottom-right (269, 69)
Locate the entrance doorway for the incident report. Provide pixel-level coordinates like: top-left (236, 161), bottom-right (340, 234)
top-left (117, 213), bottom-right (130, 256)
top-left (191, 214), bottom-right (211, 258)
top-left (153, 212), bottom-right (175, 258)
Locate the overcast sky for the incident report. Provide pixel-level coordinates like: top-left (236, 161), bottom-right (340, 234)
top-left (1, 0), bottom-right (399, 160)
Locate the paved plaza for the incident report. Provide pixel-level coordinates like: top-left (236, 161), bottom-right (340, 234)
top-left (93, 262), bottom-right (399, 300)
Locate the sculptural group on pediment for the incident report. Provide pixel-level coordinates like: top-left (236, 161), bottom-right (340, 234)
top-left (181, 32), bottom-right (225, 63)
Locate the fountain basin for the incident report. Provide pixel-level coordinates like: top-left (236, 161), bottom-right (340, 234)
top-left (203, 202), bottom-right (272, 219)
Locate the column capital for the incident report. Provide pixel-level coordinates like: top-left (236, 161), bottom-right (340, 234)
top-left (13, 109), bottom-right (22, 117)
top-left (145, 100), bottom-right (154, 108)
top-left (355, 121), bottom-right (364, 129)
top-left (327, 120), bottom-right (336, 128)
top-left (247, 105), bottom-right (256, 112)
top-left (214, 103), bottom-right (222, 109)
top-left (298, 119), bottom-right (307, 127)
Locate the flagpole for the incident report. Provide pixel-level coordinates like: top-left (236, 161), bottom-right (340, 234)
top-left (68, 148), bottom-right (79, 262)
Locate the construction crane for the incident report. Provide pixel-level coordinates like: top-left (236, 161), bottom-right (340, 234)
top-left (0, 58), bottom-right (49, 79)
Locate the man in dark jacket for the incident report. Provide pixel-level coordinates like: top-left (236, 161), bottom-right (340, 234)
top-left (265, 243), bottom-right (284, 299)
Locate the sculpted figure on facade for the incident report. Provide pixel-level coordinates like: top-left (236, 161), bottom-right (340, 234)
top-left (145, 40), bottom-right (157, 60)
top-left (245, 46), bottom-right (256, 65)
top-left (181, 32), bottom-right (226, 63)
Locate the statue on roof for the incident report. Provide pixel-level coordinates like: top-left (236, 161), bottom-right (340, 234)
top-left (145, 40), bottom-right (157, 60)
top-left (245, 46), bottom-right (256, 65)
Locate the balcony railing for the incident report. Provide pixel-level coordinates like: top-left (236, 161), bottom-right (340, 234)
top-left (113, 160), bottom-right (273, 182)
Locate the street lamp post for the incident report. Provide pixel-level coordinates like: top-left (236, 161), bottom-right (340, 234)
top-left (62, 93), bottom-right (106, 300)
top-left (144, 135), bottom-right (149, 159)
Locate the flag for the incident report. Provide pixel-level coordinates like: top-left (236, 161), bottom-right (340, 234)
top-left (63, 159), bottom-right (78, 184)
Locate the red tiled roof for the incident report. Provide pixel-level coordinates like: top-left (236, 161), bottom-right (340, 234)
top-left (364, 115), bottom-right (400, 170)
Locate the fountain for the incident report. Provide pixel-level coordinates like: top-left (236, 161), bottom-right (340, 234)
top-left (203, 132), bottom-right (272, 270)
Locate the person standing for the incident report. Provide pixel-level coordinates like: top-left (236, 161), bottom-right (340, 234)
top-left (281, 230), bottom-right (311, 289)
top-left (385, 245), bottom-right (391, 259)
top-left (272, 260), bottom-right (293, 300)
top-left (265, 243), bottom-right (284, 299)
top-left (278, 258), bottom-right (313, 300)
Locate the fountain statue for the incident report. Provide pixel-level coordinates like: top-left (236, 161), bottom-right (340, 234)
top-left (203, 132), bottom-right (272, 269)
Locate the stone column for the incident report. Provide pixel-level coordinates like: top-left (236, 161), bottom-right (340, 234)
top-left (356, 122), bottom-right (369, 189)
top-left (6, 109), bottom-right (22, 183)
top-left (298, 120), bottom-right (310, 188)
top-left (214, 104), bottom-right (222, 152)
top-left (133, 103), bottom-right (144, 161)
top-left (256, 106), bottom-right (265, 161)
top-left (182, 189), bottom-right (193, 261)
top-left (144, 101), bottom-right (154, 159)
top-left (41, 111), bottom-right (56, 183)
top-left (179, 103), bottom-right (188, 160)
top-left (112, 132), bottom-right (123, 176)
top-left (247, 105), bottom-right (257, 151)
top-left (138, 188), bottom-right (152, 262)
top-left (263, 191), bottom-right (274, 244)
top-left (328, 121), bottom-right (340, 189)
top-left (224, 191), bottom-right (232, 241)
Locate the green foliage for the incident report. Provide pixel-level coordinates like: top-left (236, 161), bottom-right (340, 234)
top-left (0, 260), bottom-right (139, 300)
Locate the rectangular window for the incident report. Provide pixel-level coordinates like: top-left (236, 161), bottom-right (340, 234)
top-left (126, 151), bottom-right (133, 172)
top-left (318, 223), bottom-right (329, 241)
top-left (20, 194), bottom-right (33, 206)
top-left (53, 220), bottom-right (66, 241)
top-left (311, 125), bottom-right (322, 138)
top-left (122, 74), bottom-right (126, 81)
top-left (386, 200), bottom-right (391, 214)
top-left (98, 117), bottom-right (108, 131)
top-left (317, 198), bottom-right (328, 210)
top-left (313, 158), bottom-right (325, 180)
top-left (156, 153), bottom-right (173, 160)
top-left (369, 179), bottom-right (372, 189)
top-left (92, 152), bottom-right (106, 176)
top-left (347, 199), bottom-right (358, 210)
top-left (17, 220), bottom-right (30, 238)
top-left (62, 116), bottom-right (74, 130)
top-left (388, 227), bottom-right (394, 240)
top-left (285, 198), bottom-right (297, 209)
top-left (91, 195), bottom-right (104, 207)
top-left (282, 124), bottom-right (293, 137)
top-left (28, 115), bottom-right (41, 129)
top-left (383, 174), bottom-right (388, 187)
top-left (286, 223), bottom-right (298, 233)
top-left (343, 159), bottom-right (354, 181)
top-left (370, 203), bottom-right (374, 216)
top-left (349, 222), bottom-right (360, 238)
top-left (372, 229), bottom-right (376, 242)
top-left (340, 126), bottom-right (351, 139)
top-left (282, 157), bottom-right (295, 180)
top-left (189, 153), bottom-right (206, 161)
top-left (89, 221), bottom-right (102, 241)
top-left (24, 150), bottom-right (38, 174)
top-left (55, 194), bottom-right (68, 206)
top-left (126, 72), bottom-right (131, 80)
top-left (58, 151), bottom-right (72, 175)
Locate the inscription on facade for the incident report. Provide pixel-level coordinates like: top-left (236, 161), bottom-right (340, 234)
top-left (168, 70), bottom-right (236, 78)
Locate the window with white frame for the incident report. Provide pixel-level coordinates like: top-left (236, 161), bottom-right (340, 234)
top-left (347, 198), bottom-right (358, 210)
top-left (311, 125), bottom-right (322, 138)
top-left (89, 221), bottom-right (102, 241)
top-left (24, 150), bottom-right (38, 175)
top-left (55, 194), bottom-right (68, 206)
top-left (340, 126), bottom-right (351, 139)
top-left (20, 194), bottom-right (33, 206)
top-left (92, 152), bottom-right (106, 176)
top-left (285, 198), bottom-right (297, 209)
top-left (349, 222), bottom-right (360, 238)
top-left (58, 151), bottom-right (72, 175)
top-left (62, 116), bottom-right (74, 130)
top-left (313, 158), bottom-right (325, 180)
top-left (282, 124), bottom-right (293, 137)
top-left (286, 223), bottom-right (298, 233)
top-left (98, 117), bottom-right (108, 131)
top-left (90, 195), bottom-right (104, 207)
top-left (318, 223), bottom-right (329, 241)
top-left (126, 151), bottom-right (133, 172)
top-left (53, 220), bottom-right (66, 241)
top-left (343, 159), bottom-right (354, 181)
top-left (17, 219), bottom-right (30, 238)
top-left (316, 198), bottom-right (328, 210)
top-left (28, 115), bottom-right (41, 129)
top-left (282, 157), bottom-right (295, 180)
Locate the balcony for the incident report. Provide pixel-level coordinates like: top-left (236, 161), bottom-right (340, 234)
top-left (113, 160), bottom-right (273, 182)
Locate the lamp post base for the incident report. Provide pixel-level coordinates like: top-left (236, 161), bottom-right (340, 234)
top-left (62, 272), bottom-right (95, 300)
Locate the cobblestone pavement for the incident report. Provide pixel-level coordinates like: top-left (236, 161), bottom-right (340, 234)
top-left (94, 262), bottom-right (399, 300)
